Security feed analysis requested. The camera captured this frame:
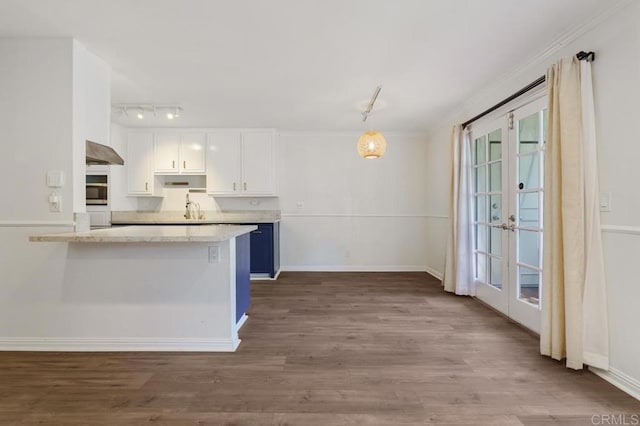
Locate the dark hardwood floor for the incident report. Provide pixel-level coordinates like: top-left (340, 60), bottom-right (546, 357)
top-left (0, 272), bottom-right (638, 425)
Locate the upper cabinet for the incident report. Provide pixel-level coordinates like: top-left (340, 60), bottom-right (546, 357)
top-left (181, 132), bottom-right (206, 173)
top-left (127, 131), bottom-right (161, 196)
top-left (154, 130), bottom-right (206, 174)
top-left (206, 131), bottom-right (242, 195)
top-left (206, 130), bottom-right (276, 196)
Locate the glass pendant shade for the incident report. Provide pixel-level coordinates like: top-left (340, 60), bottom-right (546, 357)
top-left (357, 130), bottom-right (387, 159)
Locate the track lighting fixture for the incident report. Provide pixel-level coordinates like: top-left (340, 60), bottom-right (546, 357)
top-left (112, 104), bottom-right (183, 121)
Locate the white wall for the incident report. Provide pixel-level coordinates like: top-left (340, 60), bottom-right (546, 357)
top-left (0, 39), bottom-right (74, 222)
top-left (278, 132), bottom-right (430, 271)
top-left (0, 38), bottom-right (112, 345)
top-left (423, 1), bottom-right (640, 397)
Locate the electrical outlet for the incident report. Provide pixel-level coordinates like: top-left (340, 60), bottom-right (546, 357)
top-left (208, 245), bottom-right (220, 263)
top-left (296, 201), bottom-right (305, 209)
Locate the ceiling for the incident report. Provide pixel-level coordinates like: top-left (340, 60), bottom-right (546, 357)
top-left (0, 0), bottom-right (619, 131)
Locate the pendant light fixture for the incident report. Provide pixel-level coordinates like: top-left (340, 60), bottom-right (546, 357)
top-left (358, 86), bottom-right (387, 159)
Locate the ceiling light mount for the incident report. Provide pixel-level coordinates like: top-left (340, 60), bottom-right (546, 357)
top-left (357, 86), bottom-right (387, 159)
top-left (112, 104), bottom-right (183, 121)
top-left (361, 86), bottom-right (382, 122)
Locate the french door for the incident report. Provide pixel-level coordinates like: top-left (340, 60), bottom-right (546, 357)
top-left (472, 97), bottom-right (547, 333)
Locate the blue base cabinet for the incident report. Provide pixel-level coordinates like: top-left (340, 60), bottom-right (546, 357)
top-left (248, 222), bottom-right (280, 278)
top-left (235, 233), bottom-right (251, 322)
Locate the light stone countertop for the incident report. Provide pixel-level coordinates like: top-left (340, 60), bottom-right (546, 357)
top-left (110, 210), bottom-right (281, 224)
top-left (29, 224), bottom-right (257, 243)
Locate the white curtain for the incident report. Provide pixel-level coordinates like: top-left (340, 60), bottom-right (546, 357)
top-left (541, 57), bottom-right (609, 370)
top-left (443, 125), bottom-right (475, 296)
top-left (580, 61), bottom-right (609, 370)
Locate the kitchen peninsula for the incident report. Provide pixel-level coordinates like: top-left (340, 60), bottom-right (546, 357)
top-left (28, 224), bottom-right (255, 352)
top-left (111, 210), bottom-right (281, 278)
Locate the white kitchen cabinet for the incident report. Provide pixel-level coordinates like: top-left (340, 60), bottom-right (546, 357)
top-left (87, 207), bottom-right (109, 228)
top-left (127, 131), bottom-right (161, 196)
top-left (154, 131), bottom-right (180, 173)
top-left (206, 131), bottom-right (242, 195)
top-left (206, 130), bottom-right (275, 196)
top-left (242, 131), bottom-right (274, 195)
top-left (180, 132), bottom-right (206, 173)
top-left (154, 130), bottom-right (206, 175)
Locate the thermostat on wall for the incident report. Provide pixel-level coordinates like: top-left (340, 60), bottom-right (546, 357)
top-left (46, 171), bottom-right (65, 188)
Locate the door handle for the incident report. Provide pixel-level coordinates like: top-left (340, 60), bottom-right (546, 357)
top-left (233, 182), bottom-right (236, 191)
top-left (252, 230), bottom-right (263, 234)
top-left (172, 160), bottom-right (175, 168)
top-left (244, 182), bottom-right (247, 191)
top-left (145, 182), bottom-right (148, 191)
top-left (509, 214), bottom-right (516, 222)
top-left (183, 160), bottom-right (186, 169)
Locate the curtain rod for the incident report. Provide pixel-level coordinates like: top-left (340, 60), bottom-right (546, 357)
top-left (461, 51), bottom-right (595, 129)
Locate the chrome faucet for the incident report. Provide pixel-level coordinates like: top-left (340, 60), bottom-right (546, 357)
top-left (184, 194), bottom-right (203, 220)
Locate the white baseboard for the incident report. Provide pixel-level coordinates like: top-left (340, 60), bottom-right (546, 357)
top-left (590, 366), bottom-right (640, 401)
top-left (235, 314), bottom-right (249, 333)
top-left (250, 269), bottom-right (282, 280)
top-left (0, 337), bottom-right (239, 352)
top-left (280, 265), bottom-right (428, 272)
top-left (424, 266), bottom-right (444, 281)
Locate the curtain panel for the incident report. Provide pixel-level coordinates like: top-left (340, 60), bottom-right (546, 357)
top-left (541, 57), bottom-right (609, 370)
top-left (443, 125), bottom-right (475, 296)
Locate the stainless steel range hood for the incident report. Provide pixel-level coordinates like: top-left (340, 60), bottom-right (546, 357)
top-left (86, 140), bottom-right (124, 166)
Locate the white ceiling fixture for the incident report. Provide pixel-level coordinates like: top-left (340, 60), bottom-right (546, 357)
top-left (113, 104), bottom-right (183, 122)
top-left (357, 86), bottom-right (387, 159)
top-left (0, 0), bottom-right (623, 131)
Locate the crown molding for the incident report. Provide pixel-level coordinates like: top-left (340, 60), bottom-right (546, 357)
top-left (428, 0), bottom-right (635, 138)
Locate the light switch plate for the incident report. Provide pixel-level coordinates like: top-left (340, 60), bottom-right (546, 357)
top-left (599, 192), bottom-right (611, 212)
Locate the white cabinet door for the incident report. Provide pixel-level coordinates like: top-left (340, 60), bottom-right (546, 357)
top-left (242, 131), bottom-right (274, 195)
top-left (88, 210), bottom-right (108, 227)
top-left (154, 131), bottom-right (180, 173)
top-left (127, 132), bottom-right (155, 195)
top-left (206, 131), bottom-right (242, 195)
top-left (180, 132), bottom-right (206, 174)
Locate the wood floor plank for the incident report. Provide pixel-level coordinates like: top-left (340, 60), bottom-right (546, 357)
top-left (0, 272), bottom-right (638, 425)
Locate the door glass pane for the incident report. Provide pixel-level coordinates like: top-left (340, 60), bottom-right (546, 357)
top-left (519, 192), bottom-right (539, 228)
top-left (489, 257), bottom-right (502, 290)
top-left (518, 265), bottom-right (540, 307)
top-left (519, 112), bottom-right (539, 153)
top-left (518, 230), bottom-right (540, 268)
top-left (475, 195), bottom-right (487, 223)
top-left (489, 226), bottom-right (501, 256)
top-left (489, 194), bottom-right (502, 223)
top-left (476, 253), bottom-right (487, 283)
top-left (489, 162), bottom-right (502, 192)
top-left (489, 129), bottom-right (502, 160)
top-left (477, 224), bottom-right (487, 252)
top-left (475, 166), bottom-right (487, 193)
top-left (518, 154), bottom-right (539, 189)
top-left (475, 136), bottom-right (486, 164)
